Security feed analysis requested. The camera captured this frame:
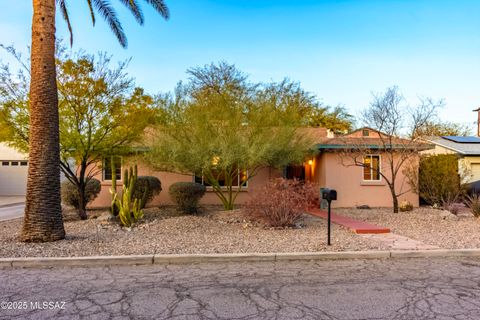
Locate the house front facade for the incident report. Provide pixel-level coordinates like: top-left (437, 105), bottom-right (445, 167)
top-left (88, 127), bottom-right (422, 209)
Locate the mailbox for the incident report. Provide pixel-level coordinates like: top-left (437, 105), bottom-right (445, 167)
top-left (320, 188), bottom-right (337, 246)
top-left (321, 189), bottom-right (337, 202)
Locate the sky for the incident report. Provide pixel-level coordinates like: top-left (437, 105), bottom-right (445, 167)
top-left (1, 0), bottom-right (480, 131)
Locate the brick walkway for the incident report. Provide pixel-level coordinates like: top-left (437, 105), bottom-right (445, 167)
top-left (307, 208), bottom-right (390, 234)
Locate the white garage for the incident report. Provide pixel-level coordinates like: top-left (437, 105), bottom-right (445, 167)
top-left (0, 144), bottom-right (28, 196)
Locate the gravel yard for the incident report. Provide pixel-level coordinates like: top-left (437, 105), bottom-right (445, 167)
top-left (337, 207), bottom-right (480, 249)
top-left (0, 206), bottom-right (384, 258)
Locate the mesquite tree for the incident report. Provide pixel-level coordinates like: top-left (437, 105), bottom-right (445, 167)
top-left (148, 63), bottom-right (315, 210)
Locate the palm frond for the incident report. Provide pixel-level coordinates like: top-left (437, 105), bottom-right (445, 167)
top-left (86, 0), bottom-right (96, 25)
top-left (91, 0), bottom-right (128, 47)
top-left (142, 0), bottom-right (170, 19)
top-left (118, 0), bottom-right (144, 25)
top-left (57, 0), bottom-right (74, 46)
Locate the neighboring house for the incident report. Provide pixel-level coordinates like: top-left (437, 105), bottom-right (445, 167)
top-left (421, 136), bottom-right (480, 185)
top-left (89, 127), bottom-right (424, 209)
top-left (0, 143), bottom-right (29, 196)
top-left (0, 143), bottom-right (72, 196)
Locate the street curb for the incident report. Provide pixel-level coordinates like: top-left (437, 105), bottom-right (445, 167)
top-left (6, 255), bottom-right (154, 268)
top-left (153, 253), bottom-right (277, 264)
top-left (1, 249), bottom-right (480, 269)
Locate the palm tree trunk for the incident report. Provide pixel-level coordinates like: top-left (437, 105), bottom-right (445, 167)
top-left (22, 0), bottom-right (65, 242)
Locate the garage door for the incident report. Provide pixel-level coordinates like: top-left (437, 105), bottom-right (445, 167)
top-left (0, 160), bottom-right (28, 195)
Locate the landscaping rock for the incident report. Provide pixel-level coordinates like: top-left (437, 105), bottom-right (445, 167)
top-left (96, 211), bottom-right (113, 222)
top-left (337, 207), bottom-right (480, 249)
top-left (438, 210), bottom-right (459, 221)
top-left (0, 207), bottom-right (385, 258)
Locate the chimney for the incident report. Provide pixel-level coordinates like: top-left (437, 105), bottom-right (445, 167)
top-left (474, 108), bottom-right (480, 137)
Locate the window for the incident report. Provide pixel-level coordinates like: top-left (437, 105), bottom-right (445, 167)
top-left (1, 161), bottom-right (9, 166)
top-left (103, 157), bottom-right (122, 181)
top-left (363, 155), bottom-right (380, 181)
top-left (20, 161), bottom-right (28, 166)
top-left (11, 161), bottom-right (18, 166)
top-left (195, 169), bottom-right (248, 188)
top-left (362, 129), bottom-right (370, 137)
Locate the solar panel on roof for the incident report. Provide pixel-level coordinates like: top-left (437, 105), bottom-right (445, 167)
top-left (442, 136), bottom-right (480, 143)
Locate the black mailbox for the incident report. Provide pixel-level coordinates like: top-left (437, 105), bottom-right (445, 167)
top-left (321, 188), bottom-right (337, 246)
top-left (322, 189), bottom-right (337, 202)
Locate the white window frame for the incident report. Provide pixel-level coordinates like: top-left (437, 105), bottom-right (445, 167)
top-left (363, 154), bottom-right (381, 182)
top-left (103, 157), bottom-right (122, 181)
top-left (194, 169), bottom-right (249, 189)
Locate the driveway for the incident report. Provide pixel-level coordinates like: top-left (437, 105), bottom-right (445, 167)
top-left (0, 203), bottom-right (24, 222)
top-left (1, 257), bottom-right (480, 319)
top-left (0, 196), bottom-right (24, 208)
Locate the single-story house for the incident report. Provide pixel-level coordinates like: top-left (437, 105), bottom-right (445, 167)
top-left (421, 136), bottom-right (480, 185)
top-left (0, 128), bottom-right (426, 208)
top-left (88, 127), bottom-right (424, 209)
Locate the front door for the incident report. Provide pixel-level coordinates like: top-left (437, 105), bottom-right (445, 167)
top-left (285, 165), bottom-right (305, 181)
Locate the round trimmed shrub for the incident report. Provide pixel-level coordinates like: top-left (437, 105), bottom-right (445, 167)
top-left (169, 182), bottom-right (206, 214)
top-left (61, 178), bottom-right (101, 209)
top-left (133, 176), bottom-right (162, 208)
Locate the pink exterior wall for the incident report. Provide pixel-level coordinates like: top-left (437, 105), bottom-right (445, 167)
top-left (88, 159), bottom-right (282, 208)
top-left (87, 149), bottom-right (419, 209)
top-left (314, 152), bottom-right (419, 208)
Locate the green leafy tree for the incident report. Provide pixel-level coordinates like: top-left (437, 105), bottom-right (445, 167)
top-left (407, 154), bottom-right (467, 207)
top-left (148, 63), bottom-right (315, 210)
top-left (413, 121), bottom-right (472, 138)
top-left (24, 0), bottom-right (169, 242)
top-left (260, 79), bottom-right (354, 133)
top-left (0, 49), bottom-right (158, 219)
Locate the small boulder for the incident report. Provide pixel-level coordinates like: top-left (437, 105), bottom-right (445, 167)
top-left (97, 211), bottom-right (114, 222)
top-left (438, 210), bottom-right (459, 221)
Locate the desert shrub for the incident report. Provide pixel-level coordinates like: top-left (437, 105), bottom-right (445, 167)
top-left (244, 178), bottom-right (318, 228)
top-left (61, 178), bottom-right (101, 209)
top-left (466, 194), bottom-right (480, 218)
top-left (410, 154), bottom-right (465, 207)
top-left (133, 176), bottom-right (162, 208)
top-left (399, 200), bottom-right (413, 212)
top-left (169, 182), bottom-right (206, 214)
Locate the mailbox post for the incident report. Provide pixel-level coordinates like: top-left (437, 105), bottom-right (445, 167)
top-left (321, 188), bottom-right (337, 245)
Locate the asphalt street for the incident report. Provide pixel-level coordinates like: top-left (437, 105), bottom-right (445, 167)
top-left (1, 257), bottom-right (480, 319)
top-left (0, 204), bottom-right (24, 222)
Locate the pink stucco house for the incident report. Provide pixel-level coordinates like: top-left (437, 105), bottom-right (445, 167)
top-left (89, 127), bottom-right (424, 209)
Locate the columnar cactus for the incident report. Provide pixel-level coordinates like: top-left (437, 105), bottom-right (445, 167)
top-left (110, 164), bottom-right (145, 227)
